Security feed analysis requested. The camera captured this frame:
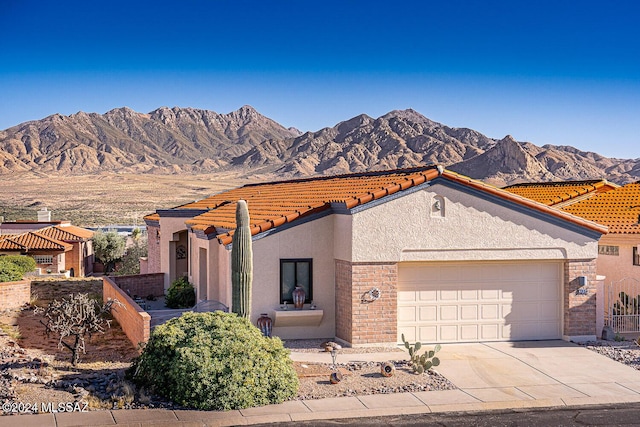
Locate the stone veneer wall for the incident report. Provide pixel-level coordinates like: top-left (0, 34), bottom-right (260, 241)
top-left (0, 280), bottom-right (30, 310)
top-left (563, 259), bottom-right (598, 338)
top-left (335, 260), bottom-right (398, 346)
top-left (103, 277), bottom-right (150, 349)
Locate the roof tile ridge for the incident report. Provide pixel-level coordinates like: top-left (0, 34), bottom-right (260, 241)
top-left (30, 231), bottom-right (73, 249)
top-left (3, 236), bottom-right (27, 250)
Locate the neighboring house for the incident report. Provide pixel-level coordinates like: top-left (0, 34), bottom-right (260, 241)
top-left (145, 166), bottom-right (607, 346)
top-left (503, 180), bottom-right (619, 208)
top-left (504, 180), bottom-right (639, 286)
top-left (36, 225), bottom-right (95, 277)
top-left (0, 231), bottom-right (72, 274)
top-left (0, 215), bottom-right (95, 277)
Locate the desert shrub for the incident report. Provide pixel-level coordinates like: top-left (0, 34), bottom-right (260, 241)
top-left (164, 277), bottom-right (195, 308)
top-left (0, 258), bottom-right (23, 282)
top-left (2, 255), bottom-right (37, 275)
top-left (127, 311), bottom-right (298, 410)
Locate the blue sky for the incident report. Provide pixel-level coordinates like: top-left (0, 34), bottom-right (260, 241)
top-left (1, 0), bottom-right (639, 158)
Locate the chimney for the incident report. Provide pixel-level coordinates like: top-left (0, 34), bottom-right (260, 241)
top-left (38, 207), bottom-right (51, 222)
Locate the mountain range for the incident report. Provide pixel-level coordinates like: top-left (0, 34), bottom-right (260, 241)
top-left (1, 105), bottom-right (638, 186)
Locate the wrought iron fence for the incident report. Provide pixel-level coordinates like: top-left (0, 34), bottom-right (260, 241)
top-left (605, 278), bottom-right (640, 333)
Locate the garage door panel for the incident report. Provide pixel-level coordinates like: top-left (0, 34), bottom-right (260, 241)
top-left (419, 306), bottom-right (436, 321)
top-left (440, 325), bottom-right (458, 341)
top-left (481, 289), bottom-right (499, 299)
top-left (398, 307), bottom-right (416, 322)
top-left (461, 289), bottom-right (478, 300)
top-left (419, 326), bottom-right (437, 342)
top-left (419, 290), bottom-right (436, 301)
top-left (440, 305), bottom-right (458, 320)
top-left (481, 324), bottom-right (500, 340)
top-left (440, 290), bottom-right (458, 300)
top-left (460, 325), bottom-right (478, 341)
top-left (511, 302), bottom-right (540, 321)
top-left (398, 262), bottom-right (561, 343)
top-left (398, 291), bottom-right (416, 302)
top-left (460, 305), bottom-right (478, 320)
top-left (482, 304), bottom-right (499, 320)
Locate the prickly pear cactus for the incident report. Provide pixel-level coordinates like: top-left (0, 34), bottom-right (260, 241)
top-left (231, 200), bottom-right (253, 319)
top-left (401, 333), bottom-right (441, 374)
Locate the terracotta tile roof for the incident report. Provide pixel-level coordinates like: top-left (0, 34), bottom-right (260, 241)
top-left (503, 180), bottom-right (618, 206)
top-left (144, 213), bottom-right (160, 222)
top-left (561, 182), bottom-right (640, 234)
top-left (0, 231), bottom-right (72, 252)
top-left (0, 235), bottom-right (25, 250)
top-left (176, 166), bottom-right (607, 244)
top-left (38, 225), bottom-right (94, 241)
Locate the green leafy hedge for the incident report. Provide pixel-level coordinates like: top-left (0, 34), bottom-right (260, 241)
top-left (0, 255), bottom-right (37, 282)
top-left (127, 311), bottom-right (298, 410)
top-left (164, 276), bottom-right (196, 308)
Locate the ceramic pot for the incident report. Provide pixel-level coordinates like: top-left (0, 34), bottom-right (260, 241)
top-left (256, 313), bottom-right (273, 337)
top-left (329, 371), bottom-right (343, 384)
top-left (292, 285), bottom-right (306, 309)
top-left (381, 361), bottom-right (395, 377)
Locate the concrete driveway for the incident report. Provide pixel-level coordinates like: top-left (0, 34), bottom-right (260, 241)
top-left (435, 340), bottom-right (640, 405)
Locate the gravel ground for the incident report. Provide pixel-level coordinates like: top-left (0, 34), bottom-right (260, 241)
top-left (580, 339), bottom-right (640, 368)
top-left (7, 329), bottom-right (640, 413)
top-left (283, 338), bottom-right (404, 354)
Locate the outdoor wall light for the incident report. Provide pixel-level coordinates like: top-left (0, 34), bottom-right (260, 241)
top-left (576, 276), bottom-right (589, 295)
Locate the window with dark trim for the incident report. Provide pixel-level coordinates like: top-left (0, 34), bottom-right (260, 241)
top-left (634, 247), bottom-right (640, 266)
top-left (280, 259), bottom-right (313, 304)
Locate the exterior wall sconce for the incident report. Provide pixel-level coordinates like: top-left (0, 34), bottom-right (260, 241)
top-left (433, 200), bottom-right (441, 211)
top-left (361, 287), bottom-right (381, 303)
top-left (576, 276), bottom-right (588, 295)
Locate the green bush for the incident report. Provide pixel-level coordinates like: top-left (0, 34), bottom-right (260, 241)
top-left (2, 255), bottom-right (37, 275)
top-left (127, 311), bottom-right (298, 410)
top-left (164, 277), bottom-right (195, 308)
top-left (0, 259), bottom-right (22, 282)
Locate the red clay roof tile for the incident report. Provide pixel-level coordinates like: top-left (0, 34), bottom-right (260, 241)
top-left (561, 182), bottom-right (640, 234)
top-left (503, 180), bottom-right (618, 206)
top-left (171, 166), bottom-right (607, 244)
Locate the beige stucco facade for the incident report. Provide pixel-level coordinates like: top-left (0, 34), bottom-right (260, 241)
top-left (150, 178), bottom-right (603, 344)
top-left (350, 184), bottom-right (598, 263)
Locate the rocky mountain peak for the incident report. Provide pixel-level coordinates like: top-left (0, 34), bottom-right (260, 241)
top-left (0, 106), bottom-right (637, 185)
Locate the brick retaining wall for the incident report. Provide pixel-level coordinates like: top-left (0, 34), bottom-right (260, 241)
top-left (110, 273), bottom-right (165, 299)
top-left (0, 280), bottom-right (30, 310)
top-left (103, 277), bottom-right (150, 349)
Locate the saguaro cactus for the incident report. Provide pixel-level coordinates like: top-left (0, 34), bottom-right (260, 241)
top-left (231, 200), bottom-right (253, 318)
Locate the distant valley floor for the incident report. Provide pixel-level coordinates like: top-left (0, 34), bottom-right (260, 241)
top-left (0, 171), bottom-right (265, 226)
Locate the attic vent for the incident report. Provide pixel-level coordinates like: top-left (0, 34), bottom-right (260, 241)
top-left (431, 195), bottom-right (445, 218)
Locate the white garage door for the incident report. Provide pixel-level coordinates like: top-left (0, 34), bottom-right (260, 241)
top-left (398, 261), bottom-right (562, 343)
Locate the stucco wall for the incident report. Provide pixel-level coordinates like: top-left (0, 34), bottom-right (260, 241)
top-left (158, 217), bottom-right (191, 290)
top-left (596, 235), bottom-right (640, 285)
top-left (191, 235), bottom-right (230, 306)
top-left (351, 184), bottom-right (599, 263)
top-left (250, 215), bottom-right (336, 339)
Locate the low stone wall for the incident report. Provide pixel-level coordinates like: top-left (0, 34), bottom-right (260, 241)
top-left (110, 273), bottom-right (165, 299)
top-left (103, 277), bottom-right (150, 349)
top-left (0, 280), bottom-right (30, 310)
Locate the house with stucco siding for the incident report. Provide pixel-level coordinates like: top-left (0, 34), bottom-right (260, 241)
top-left (144, 166), bottom-right (608, 346)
